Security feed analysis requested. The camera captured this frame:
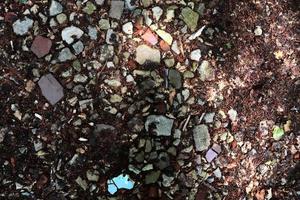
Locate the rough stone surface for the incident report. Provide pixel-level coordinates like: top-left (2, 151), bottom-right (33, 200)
top-left (198, 60), bottom-right (215, 81)
top-left (58, 47), bottom-right (75, 62)
top-left (49, 0), bottom-right (63, 16)
top-left (145, 115), bottom-right (174, 136)
top-left (136, 45), bottom-right (161, 65)
top-left (109, 1), bottom-right (124, 20)
top-left (181, 7), bottom-right (199, 31)
top-left (168, 69), bottom-right (182, 89)
top-left (12, 17), bottom-right (33, 35)
top-left (193, 124), bottom-right (211, 151)
top-left (31, 36), bottom-right (52, 58)
top-left (61, 26), bottom-right (84, 44)
top-left (38, 74), bottom-right (64, 105)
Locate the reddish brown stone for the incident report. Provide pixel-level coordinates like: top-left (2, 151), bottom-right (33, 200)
top-left (159, 40), bottom-right (170, 51)
top-left (31, 36), bottom-right (52, 58)
top-left (4, 12), bottom-right (17, 23)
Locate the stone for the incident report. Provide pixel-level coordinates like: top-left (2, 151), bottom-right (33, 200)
top-left (56, 13), bottom-right (67, 24)
top-left (95, 0), bottom-right (104, 5)
top-left (88, 26), bottom-right (98, 40)
top-left (31, 36), bottom-right (52, 58)
top-left (75, 176), bottom-right (88, 191)
top-left (86, 170), bottom-right (100, 182)
top-left (38, 74), bottom-right (64, 105)
top-left (122, 22), bottom-right (133, 35)
top-left (74, 74), bottom-right (88, 83)
top-left (171, 40), bottom-right (180, 54)
top-left (12, 17), bottom-right (33, 35)
top-left (198, 60), bottom-right (215, 81)
top-left (228, 108), bottom-right (237, 122)
top-left (127, 117), bottom-right (144, 132)
top-left (61, 26), bottom-right (84, 44)
top-left (99, 44), bottom-right (114, 62)
top-left (142, 29), bottom-right (158, 45)
top-left (110, 94), bottom-right (123, 103)
top-left (152, 6), bottom-right (163, 21)
top-left (94, 124), bottom-right (115, 134)
top-left (49, 0), bottom-right (63, 16)
top-left (205, 149), bottom-right (218, 162)
top-left (156, 152), bottom-right (170, 170)
top-left (254, 26), bottom-right (263, 36)
top-left (190, 49), bottom-right (201, 61)
top-left (181, 7), bottom-right (199, 31)
top-left (141, 0), bottom-right (153, 7)
top-left (83, 1), bottom-right (96, 15)
top-left (145, 171), bottom-right (160, 184)
top-left (145, 115), bottom-right (174, 136)
top-left (106, 29), bottom-right (118, 44)
top-left (98, 19), bottom-right (110, 30)
top-left (168, 69), bottom-right (182, 89)
top-left (72, 41), bottom-right (84, 55)
top-left (162, 174), bottom-right (174, 187)
top-left (109, 1), bottom-right (124, 20)
top-left (136, 45), bottom-right (161, 65)
top-left (204, 112), bottom-right (215, 123)
top-left (193, 124), bottom-right (210, 151)
top-left (58, 47), bottom-right (75, 62)
top-left (156, 30), bottom-right (173, 45)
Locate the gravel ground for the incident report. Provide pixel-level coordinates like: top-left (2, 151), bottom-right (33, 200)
top-left (0, 0), bottom-right (299, 199)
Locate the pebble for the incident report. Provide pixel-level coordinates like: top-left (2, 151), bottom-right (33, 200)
top-left (72, 41), bottom-right (84, 55)
top-left (83, 1), bottom-right (96, 15)
top-left (168, 69), bottom-right (182, 89)
top-left (254, 26), bottom-right (263, 36)
top-left (181, 7), bottom-right (199, 31)
top-left (145, 171), bottom-right (161, 184)
top-left (12, 17), bottom-right (33, 35)
top-left (49, 0), bottom-right (63, 16)
top-left (106, 29), bottom-right (118, 44)
top-left (58, 47), bottom-right (75, 62)
top-left (38, 74), bottom-right (64, 105)
top-left (152, 6), bottom-right (163, 21)
top-left (145, 115), bottom-right (174, 136)
top-left (228, 108), bottom-right (238, 122)
top-left (56, 13), bottom-right (67, 24)
top-left (98, 19), bottom-right (110, 30)
top-left (99, 44), bottom-right (114, 62)
top-left (109, 0), bottom-right (124, 20)
top-left (74, 74), bottom-right (88, 83)
top-left (142, 29), bottom-right (158, 45)
top-left (204, 112), bottom-right (215, 123)
top-left (110, 94), bottom-right (123, 103)
top-left (135, 45), bottom-right (161, 65)
top-left (198, 60), bottom-right (215, 81)
top-left (88, 26), bottom-right (98, 40)
top-left (193, 124), bottom-right (211, 151)
top-left (156, 29), bottom-right (173, 45)
top-left (122, 22), bottom-right (133, 35)
top-left (190, 49), bottom-right (201, 61)
top-left (30, 36), bottom-right (52, 58)
top-left (61, 26), bottom-right (84, 44)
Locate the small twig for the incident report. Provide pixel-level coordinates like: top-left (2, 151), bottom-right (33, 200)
top-left (182, 114), bottom-right (191, 132)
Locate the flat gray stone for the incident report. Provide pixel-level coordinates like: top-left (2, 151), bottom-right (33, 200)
top-left (135, 45), bottom-right (161, 65)
top-left (145, 115), bottom-right (174, 136)
top-left (109, 1), bottom-right (124, 20)
top-left (193, 124), bottom-right (210, 151)
top-left (168, 69), bottom-right (182, 89)
top-left (12, 17), bottom-right (33, 35)
top-left (38, 74), bottom-right (64, 105)
top-left (58, 47), bottom-right (75, 62)
top-left (49, 0), bottom-right (63, 16)
top-left (72, 40), bottom-right (84, 55)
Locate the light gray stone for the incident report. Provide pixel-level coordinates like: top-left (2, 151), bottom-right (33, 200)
top-left (109, 1), bottom-right (124, 19)
top-left (72, 41), bottom-right (84, 55)
top-left (49, 0), bottom-right (63, 16)
top-left (136, 45), bottom-right (161, 65)
top-left (193, 124), bottom-right (210, 151)
top-left (38, 74), bottom-right (64, 105)
top-left (12, 17), bottom-right (33, 35)
top-left (145, 115), bottom-right (174, 136)
top-left (58, 47), bottom-right (75, 62)
top-left (61, 26), bottom-right (84, 44)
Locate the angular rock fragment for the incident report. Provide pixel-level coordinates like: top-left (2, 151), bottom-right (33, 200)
top-left (193, 124), bottom-right (210, 151)
top-left (12, 17), bottom-right (33, 35)
top-left (198, 60), bottom-right (215, 81)
top-left (38, 74), bottom-right (64, 105)
top-left (31, 36), bottom-right (52, 58)
top-left (58, 47), bottom-right (75, 62)
top-left (145, 115), bottom-right (174, 136)
top-left (109, 1), bottom-right (124, 20)
top-left (181, 7), bottom-right (199, 31)
top-left (61, 26), bottom-right (84, 44)
top-left (142, 29), bottom-right (158, 45)
top-left (205, 144), bottom-right (221, 162)
top-left (49, 0), bottom-right (63, 16)
top-left (136, 45), bottom-right (160, 65)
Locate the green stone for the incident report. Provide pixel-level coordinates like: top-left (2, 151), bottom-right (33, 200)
top-left (83, 2), bottom-right (96, 15)
top-left (99, 19), bottom-right (110, 30)
top-left (72, 60), bottom-right (81, 72)
top-left (181, 7), bottom-right (199, 31)
top-left (145, 171), bottom-right (161, 184)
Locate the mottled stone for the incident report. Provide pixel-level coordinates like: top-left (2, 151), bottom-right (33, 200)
top-left (193, 124), bottom-right (210, 151)
top-left (145, 115), bottom-right (174, 136)
top-left (12, 17), bottom-right (33, 35)
top-left (38, 74), bottom-right (64, 105)
top-left (181, 7), bottom-right (199, 31)
top-left (31, 36), bottom-right (52, 58)
top-left (109, 1), bottom-right (124, 19)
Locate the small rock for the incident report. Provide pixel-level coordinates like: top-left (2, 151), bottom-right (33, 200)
top-left (74, 74), bottom-right (88, 83)
top-left (254, 26), bottom-right (263, 36)
top-left (58, 47), bottom-right (75, 62)
top-left (49, 0), bottom-right (63, 16)
top-left (38, 74), bottom-right (64, 105)
top-left (86, 170), bottom-right (100, 182)
top-left (98, 19), bottom-right (110, 30)
top-left (75, 176), bottom-right (88, 191)
top-left (95, 0), bottom-right (104, 5)
top-left (171, 40), bottom-right (180, 54)
top-left (72, 41), bottom-right (84, 55)
top-left (106, 29), bottom-right (119, 44)
top-left (12, 17), bottom-right (33, 35)
top-left (99, 44), bottom-right (114, 62)
top-left (122, 22), bottom-right (133, 34)
top-left (198, 60), bottom-right (215, 81)
top-left (145, 115), bottom-right (174, 136)
top-left (83, 1), bottom-right (96, 15)
top-left (88, 26), bottom-right (98, 40)
top-left (152, 6), bottom-right (163, 21)
top-left (193, 124), bottom-right (211, 151)
top-left (204, 112), bottom-right (215, 123)
top-left (135, 45), bottom-right (161, 65)
top-left (56, 13), bottom-right (67, 24)
top-left (162, 174), bottom-right (174, 187)
top-left (110, 94), bottom-right (123, 103)
top-left (61, 26), bottom-right (84, 44)
top-left (31, 36), bottom-right (52, 58)
top-left (141, 0), bottom-right (153, 7)
top-left (156, 152), bottom-right (170, 170)
top-left (142, 29), bottom-right (158, 45)
top-left (145, 171), bottom-right (161, 184)
top-left (181, 7), bottom-right (199, 31)
top-left (168, 69), bottom-right (182, 89)
top-left (190, 49), bottom-right (201, 61)
top-left (228, 108), bottom-right (237, 122)
top-left (109, 0), bottom-right (124, 20)
top-left (156, 29), bottom-right (173, 45)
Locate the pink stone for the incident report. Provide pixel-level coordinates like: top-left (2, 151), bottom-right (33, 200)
top-left (31, 36), bottom-right (52, 58)
top-left (142, 29), bottom-right (158, 45)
